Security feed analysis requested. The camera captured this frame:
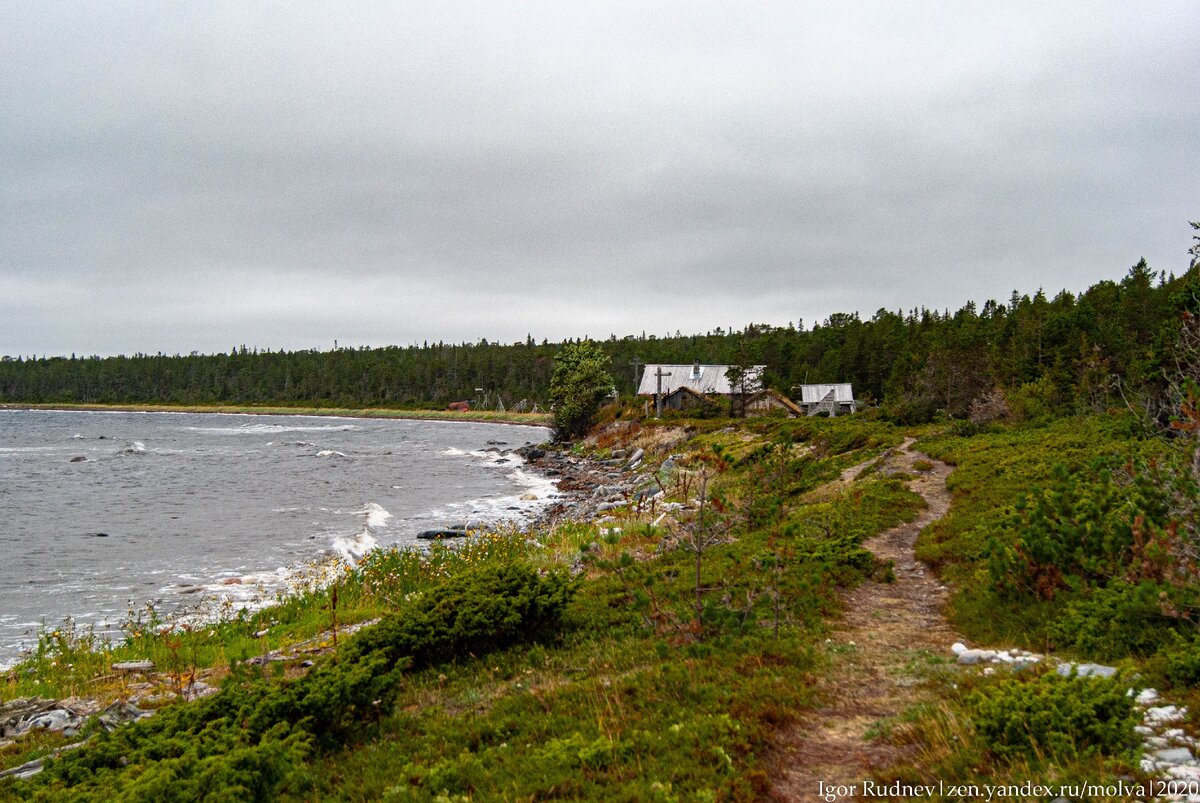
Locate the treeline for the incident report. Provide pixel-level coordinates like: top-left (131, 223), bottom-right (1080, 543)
top-left (1, 260), bottom-right (1194, 421)
top-left (0, 337), bottom-right (559, 410)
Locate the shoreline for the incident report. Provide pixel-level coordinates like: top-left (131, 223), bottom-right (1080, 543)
top-left (0, 402), bottom-right (552, 428)
top-left (0, 439), bottom-right (623, 689)
top-left (0, 408), bottom-right (561, 669)
top-left (0, 435), bottom-right (621, 666)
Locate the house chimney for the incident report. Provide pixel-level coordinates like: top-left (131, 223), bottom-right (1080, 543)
top-left (692, 359), bottom-right (701, 379)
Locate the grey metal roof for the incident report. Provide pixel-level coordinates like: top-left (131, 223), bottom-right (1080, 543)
top-left (797, 383), bottom-right (855, 404)
top-left (637, 364), bottom-right (764, 396)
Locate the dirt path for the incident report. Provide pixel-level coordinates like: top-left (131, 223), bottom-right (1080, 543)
top-left (770, 439), bottom-right (958, 801)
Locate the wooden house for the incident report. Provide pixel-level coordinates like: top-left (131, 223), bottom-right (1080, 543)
top-left (794, 384), bottom-right (857, 416)
top-left (637, 361), bottom-right (765, 399)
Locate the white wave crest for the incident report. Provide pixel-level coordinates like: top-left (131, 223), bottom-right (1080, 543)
top-left (333, 526), bottom-right (378, 562)
top-left (362, 502), bottom-right (392, 529)
top-left (185, 423), bottom-right (359, 435)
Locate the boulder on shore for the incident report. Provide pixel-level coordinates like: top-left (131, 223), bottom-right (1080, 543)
top-left (417, 528), bottom-right (470, 540)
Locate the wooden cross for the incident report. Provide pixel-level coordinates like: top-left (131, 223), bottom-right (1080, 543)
top-left (654, 366), bottom-right (673, 417)
top-left (630, 356), bottom-right (644, 394)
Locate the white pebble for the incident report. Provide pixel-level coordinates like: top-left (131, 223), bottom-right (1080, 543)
top-left (1154, 746), bottom-right (1195, 765)
top-left (1168, 764), bottom-right (1200, 780)
top-left (1147, 705), bottom-right (1188, 724)
top-left (1136, 688), bottom-right (1161, 705)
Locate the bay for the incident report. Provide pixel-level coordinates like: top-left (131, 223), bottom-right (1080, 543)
top-left (0, 409), bottom-right (553, 664)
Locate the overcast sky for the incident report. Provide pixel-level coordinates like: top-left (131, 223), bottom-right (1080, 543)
top-left (2, 2), bottom-right (1197, 357)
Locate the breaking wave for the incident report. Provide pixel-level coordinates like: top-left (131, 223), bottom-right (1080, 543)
top-left (184, 423), bottom-right (359, 435)
top-left (331, 502), bottom-right (392, 562)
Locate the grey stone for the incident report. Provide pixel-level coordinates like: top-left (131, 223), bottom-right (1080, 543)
top-left (18, 709), bottom-right (83, 735)
top-left (1136, 688), bottom-right (1161, 705)
top-left (1055, 662), bottom-right (1117, 678)
top-left (0, 697), bottom-right (58, 737)
top-left (957, 649), bottom-right (987, 665)
top-left (98, 701), bottom-right (152, 731)
top-left (1076, 662), bottom-right (1118, 678)
top-left (112, 660), bottom-right (155, 672)
top-left (1146, 705), bottom-right (1187, 724)
top-left (1154, 746), bottom-right (1195, 765)
top-left (185, 681), bottom-right (218, 700)
top-left (416, 528), bottom-right (469, 540)
top-left (0, 758), bottom-right (45, 780)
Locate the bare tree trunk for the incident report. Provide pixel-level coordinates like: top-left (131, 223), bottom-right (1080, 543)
top-left (694, 470), bottom-right (708, 634)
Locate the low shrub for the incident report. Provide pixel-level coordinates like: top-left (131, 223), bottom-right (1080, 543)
top-left (18, 562), bottom-right (575, 801)
top-left (1150, 632), bottom-right (1200, 689)
top-left (1047, 582), bottom-right (1182, 661)
top-left (345, 561), bottom-right (575, 669)
top-left (970, 671), bottom-right (1138, 762)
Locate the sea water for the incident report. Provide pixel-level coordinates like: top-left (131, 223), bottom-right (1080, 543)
top-left (0, 409), bottom-right (554, 664)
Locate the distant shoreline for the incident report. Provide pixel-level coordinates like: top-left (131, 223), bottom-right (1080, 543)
top-left (0, 402), bottom-right (553, 428)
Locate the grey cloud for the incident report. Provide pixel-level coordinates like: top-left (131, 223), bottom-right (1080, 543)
top-left (1, 2), bottom-right (1197, 356)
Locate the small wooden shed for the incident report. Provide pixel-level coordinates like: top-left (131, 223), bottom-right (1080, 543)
top-left (744, 389), bottom-right (805, 417)
top-left (660, 386), bottom-right (721, 412)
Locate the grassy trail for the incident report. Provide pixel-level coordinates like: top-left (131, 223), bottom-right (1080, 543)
top-left (771, 439), bottom-right (960, 800)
